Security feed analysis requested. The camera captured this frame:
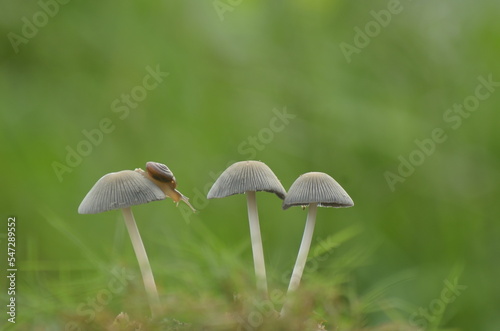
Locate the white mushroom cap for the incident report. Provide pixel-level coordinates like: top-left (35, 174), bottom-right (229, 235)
top-left (78, 170), bottom-right (166, 214)
top-left (282, 172), bottom-right (354, 210)
top-left (207, 161), bottom-right (286, 199)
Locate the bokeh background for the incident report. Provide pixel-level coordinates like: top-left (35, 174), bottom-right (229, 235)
top-left (1, 0), bottom-right (499, 330)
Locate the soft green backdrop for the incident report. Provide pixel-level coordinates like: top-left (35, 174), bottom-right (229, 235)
top-left (1, 0), bottom-right (499, 330)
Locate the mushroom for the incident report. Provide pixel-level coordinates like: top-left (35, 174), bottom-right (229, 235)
top-left (78, 162), bottom-right (193, 318)
top-left (280, 172), bottom-right (354, 315)
top-left (207, 161), bottom-right (286, 295)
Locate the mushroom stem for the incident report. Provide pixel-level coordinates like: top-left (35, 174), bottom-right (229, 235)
top-left (246, 191), bottom-right (268, 296)
top-left (121, 207), bottom-right (161, 318)
top-left (281, 202), bottom-right (318, 316)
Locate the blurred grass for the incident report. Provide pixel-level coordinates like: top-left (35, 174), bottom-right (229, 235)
top-left (1, 0), bottom-right (500, 330)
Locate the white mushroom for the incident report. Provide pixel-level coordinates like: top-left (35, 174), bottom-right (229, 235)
top-left (207, 160), bottom-right (286, 296)
top-left (281, 172), bottom-right (354, 316)
top-left (78, 169), bottom-right (166, 318)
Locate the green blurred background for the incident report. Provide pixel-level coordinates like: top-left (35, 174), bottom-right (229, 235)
top-left (1, 0), bottom-right (499, 330)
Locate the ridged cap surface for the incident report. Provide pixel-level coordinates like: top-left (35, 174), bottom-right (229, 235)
top-left (78, 170), bottom-right (166, 214)
top-left (282, 172), bottom-right (354, 210)
top-left (207, 161), bottom-right (286, 199)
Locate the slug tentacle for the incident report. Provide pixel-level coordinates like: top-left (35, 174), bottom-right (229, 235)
top-left (177, 191), bottom-right (197, 212)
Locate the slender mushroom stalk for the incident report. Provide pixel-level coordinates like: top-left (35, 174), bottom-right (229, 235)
top-left (207, 161), bottom-right (286, 297)
top-left (246, 191), bottom-right (267, 293)
top-left (121, 207), bottom-right (161, 317)
top-left (287, 202), bottom-right (317, 294)
top-left (280, 172), bottom-right (354, 316)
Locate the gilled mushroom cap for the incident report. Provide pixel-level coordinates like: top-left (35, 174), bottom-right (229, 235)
top-left (207, 161), bottom-right (286, 199)
top-left (78, 170), bottom-right (166, 214)
top-left (282, 172), bottom-right (354, 210)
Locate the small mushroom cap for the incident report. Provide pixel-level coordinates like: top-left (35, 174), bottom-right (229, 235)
top-left (282, 172), bottom-right (354, 210)
top-left (207, 161), bottom-right (286, 199)
top-left (78, 170), bottom-right (166, 214)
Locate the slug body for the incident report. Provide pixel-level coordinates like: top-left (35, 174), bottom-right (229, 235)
top-left (138, 162), bottom-right (196, 212)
